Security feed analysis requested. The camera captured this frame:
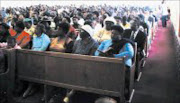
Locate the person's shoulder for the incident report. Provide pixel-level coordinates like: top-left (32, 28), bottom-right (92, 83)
top-left (124, 28), bottom-right (132, 32)
top-left (125, 42), bottom-right (132, 46)
top-left (30, 26), bottom-right (35, 30)
top-left (43, 33), bottom-right (50, 39)
top-left (138, 30), bottom-right (146, 36)
top-left (97, 28), bottom-right (105, 33)
top-left (75, 39), bottom-right (81, 43)
top-left (22, 31), bottom-right (30, 36)
top-left (125, 42), bottom-right (134, 49)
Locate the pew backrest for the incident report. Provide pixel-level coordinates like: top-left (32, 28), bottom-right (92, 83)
top-left (12, 49), bottom-right (126, 98)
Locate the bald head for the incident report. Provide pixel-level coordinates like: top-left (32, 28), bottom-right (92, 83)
top-left (95, 97), bottom-right (117, 103)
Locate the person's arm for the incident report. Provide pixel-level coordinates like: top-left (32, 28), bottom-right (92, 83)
top-left (72, 40), bottom-right (78, 53)
top-left (35, 35), bottom-right (50, 51)
top-left (114, 43), bottom-right (134, 59)
top-left (94, 41), bottom-right (105, 56)
top-left (0, 43), bottom-right (8, 48)
top-left (89, 42), bottom-right (99, 56)
top-left (14, 44), bottom-right (21, 49)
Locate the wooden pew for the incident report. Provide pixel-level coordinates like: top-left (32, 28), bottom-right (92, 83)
top-left (8, 49), bottom-right (126, 102)
top-left (134, 39), bottom-right (147, 82)
top-left (0, 49), bottom-right (16, 102)
top-left (7, 46), bottom-right (136, 103)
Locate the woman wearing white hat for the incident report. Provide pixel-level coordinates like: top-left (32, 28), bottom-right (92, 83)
top-left (73, 25), bottom-right (99, 55)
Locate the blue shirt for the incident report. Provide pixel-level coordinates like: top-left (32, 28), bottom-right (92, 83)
top-left (32, 33), bottom-right (50, 51)
top-left (95, 40), bottom-right (134, 67)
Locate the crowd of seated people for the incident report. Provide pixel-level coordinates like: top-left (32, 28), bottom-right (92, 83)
top-left (0, 4), bottom-right (160, 103)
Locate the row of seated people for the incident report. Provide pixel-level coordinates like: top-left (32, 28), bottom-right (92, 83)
top-left (0, 15), bottom-right (147, 102)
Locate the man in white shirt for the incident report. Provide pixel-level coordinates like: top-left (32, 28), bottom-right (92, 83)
top-left (161, 0), bottom-right (168, 27)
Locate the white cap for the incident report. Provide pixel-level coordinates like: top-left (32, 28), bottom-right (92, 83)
top-left (81, 25), bottom-right (93, 37)
top-left (103, 17), bottom-right (117, 26)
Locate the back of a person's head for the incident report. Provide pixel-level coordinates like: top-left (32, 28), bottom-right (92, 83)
top-left (0, 22), bottom-right (10, 30)
top-left (59, 22), bottom-right (70, 34)
top-left (95, 97), bottom-right (117, 103)
top-left (93, 11), bottom-right (99, 17)
top-left (122, 16), bottom-right (127, 22)
top-left (64, 16), bottom-right (71, 23)
top-left (84, 20), bottom-right (93, 28)
top-left (15, 20), bottom-right (25, 30)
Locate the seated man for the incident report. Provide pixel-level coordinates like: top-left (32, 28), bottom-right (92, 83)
top-left (95, 25), bottom-right (134, 100)
top-left (120, 16), bottom-right (131, 30)
top-left (123, 18), bottom-right (147, 59)
top-left (73, 25), bottom-right (99, 55)
top-left (95, 25), bottom-right (134, 67)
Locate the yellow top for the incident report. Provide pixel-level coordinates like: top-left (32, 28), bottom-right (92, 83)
top-left (93, 28), bottom-right (112, 42)
top-left (24, 25), bottom-right (36, 36)
top-left (120, 23), bottom-right (131, 30)
top-left (50, 37), bottom-right (65, 52)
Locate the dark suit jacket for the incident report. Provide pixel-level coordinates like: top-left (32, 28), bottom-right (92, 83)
top-left (123, 29), bottom-right (147, 51)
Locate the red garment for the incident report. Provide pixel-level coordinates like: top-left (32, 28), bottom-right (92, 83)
top-left (9, 28), bottom-right (31, 48)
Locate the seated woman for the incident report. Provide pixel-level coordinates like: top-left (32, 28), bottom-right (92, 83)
top-left (48, 25), bottom-right (99, 103)
top-left (73, 25), bottom-right (99, 55)
top-left (49, 22), bottom-right (70, 52)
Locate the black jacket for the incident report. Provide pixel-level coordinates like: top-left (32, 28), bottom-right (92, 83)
top-left (123, 29), bottom-right (147, 51)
